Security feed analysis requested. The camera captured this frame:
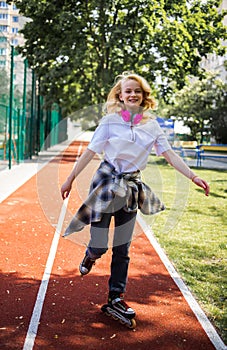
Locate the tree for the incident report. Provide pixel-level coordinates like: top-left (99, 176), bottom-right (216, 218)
top-left (8, 0), bottom-right (227, 119)
top-left (210, 82), bottom-right (227, 144)
top-left (0, 68), bottom-right (9, 105)
top-left (0, 68), bottom-right (23, 109)
top-left (166, 73), bottom-right (227, 144)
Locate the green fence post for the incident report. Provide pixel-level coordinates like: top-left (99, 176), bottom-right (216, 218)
top-left (8, 45), bottom-right (14, 169)
top-left (21, 58), bottom-right (27, 161)
top-left (16, 108), bottom-right (19, 163)
top-left (29, 70), bottom-right (35, 159)
top-left (39, 95), bottom-right (44, 150)
top-left (36, 78), bottom-right (42, 152)
top-left (51, 105), bottom-right (59, 147)
top-left (46, 109), bottom-right (51, 149)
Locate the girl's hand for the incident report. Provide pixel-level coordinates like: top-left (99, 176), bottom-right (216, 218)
top-left (192, 176), bottom-right (210, 196)
top-left (61, 179), bottom-right (72, 200)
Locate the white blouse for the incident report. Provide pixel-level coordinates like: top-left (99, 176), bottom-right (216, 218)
top-left (88, 113), bottom-right (171, 173)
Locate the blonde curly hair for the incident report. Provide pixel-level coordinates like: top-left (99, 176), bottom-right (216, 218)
top-left (104, 72), bottom-right (156, 121)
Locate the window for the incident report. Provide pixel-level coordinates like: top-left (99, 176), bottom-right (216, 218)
top-left (13, 16), bottom-right (19, 22)
top-left (11, 38), bottom-right (18, 46)
top-left (0, 60), bottom-right (6, 66)
top-left (0, 37), bottom-right (7, 42)
top-left (0, 13), bottom-right (8, 20)
top-left (0, 2), bottom-right (8, 8)
top-left (0, 25), bottom-right (8, 32)
top-left (12, 27), bottom-right (18, 33)
top-left (0, 48), bottom-right (6, 55)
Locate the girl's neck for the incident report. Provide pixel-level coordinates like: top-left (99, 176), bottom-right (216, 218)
top-left (126, 107), bottom-right (142, 115)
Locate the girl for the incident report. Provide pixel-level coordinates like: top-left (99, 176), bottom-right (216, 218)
top-left (61, 72), bottom-right (209, 322)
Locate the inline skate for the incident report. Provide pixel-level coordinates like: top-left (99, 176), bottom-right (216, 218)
top-left (101, 292), bottom-right (136, 329)
top-left (79, 253), bottom-right (95, 276)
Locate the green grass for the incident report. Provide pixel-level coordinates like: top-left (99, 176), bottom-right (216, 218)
top-left (141, 156), bottom-right (227, 343)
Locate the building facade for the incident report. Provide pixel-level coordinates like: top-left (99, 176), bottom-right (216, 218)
top-left (0, 1), bottom-right (28, 94)
top-left (200, 0), bottom-right (227, 82)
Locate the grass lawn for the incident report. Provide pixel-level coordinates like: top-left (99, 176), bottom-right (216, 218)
top-left (141, 156), bottom-right (227, 343)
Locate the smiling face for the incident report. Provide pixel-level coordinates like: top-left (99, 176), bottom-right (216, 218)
top-left (119, 79), bottom-right (143, 112)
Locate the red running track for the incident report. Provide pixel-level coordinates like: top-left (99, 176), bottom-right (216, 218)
top-left (0, 141), bottom-right (224, 350)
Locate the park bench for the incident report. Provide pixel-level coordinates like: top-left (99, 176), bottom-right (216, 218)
top-left (172, 141), bottom-right (198, 161)
top-left (196, 144), bottom-right (227, 167)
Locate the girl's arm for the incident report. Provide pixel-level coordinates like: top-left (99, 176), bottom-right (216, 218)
top-left (61, 148), bottom-right (96, 199)
top-left (162, 149), bottom-right (210, 196)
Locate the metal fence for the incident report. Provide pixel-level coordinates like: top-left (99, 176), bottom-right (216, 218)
top-left (0, 40), bottom-right (67, 170)
top-left (0, 95), bottom-right (66, 170)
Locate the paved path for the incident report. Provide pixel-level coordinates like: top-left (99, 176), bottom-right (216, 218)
top-left (0, 139), bottom-right (226, 350)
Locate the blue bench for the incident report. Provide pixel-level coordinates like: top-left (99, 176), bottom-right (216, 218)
top-left (196, 144), bottom-right (227, 167)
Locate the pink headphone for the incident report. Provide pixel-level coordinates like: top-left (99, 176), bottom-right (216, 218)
top-left (121, 110), bottom-right (143, 125)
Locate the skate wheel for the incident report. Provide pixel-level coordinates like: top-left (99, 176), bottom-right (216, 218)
top-left (120, 319), bottom-right (126, 325)
top-left (127, 318), bottom-right (136, 329)
top-left (101, 304), bottom-right (111, 317)
top-left (101, 304), bottom-right (108, 313)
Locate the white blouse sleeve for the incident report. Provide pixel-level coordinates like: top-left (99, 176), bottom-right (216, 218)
top-left (152, 120), bottom-right (172, 156)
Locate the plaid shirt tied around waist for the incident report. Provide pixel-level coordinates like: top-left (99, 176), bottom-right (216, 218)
top-left (63, 161), bottom-right (165, 237)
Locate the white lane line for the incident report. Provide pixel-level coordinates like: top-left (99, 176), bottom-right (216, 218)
top-left (23, 142), bottom-right (84, 350)
top-left (23, 197), bottom-right (69, 350)
top-left (137, 213), bottom-right (227, 350)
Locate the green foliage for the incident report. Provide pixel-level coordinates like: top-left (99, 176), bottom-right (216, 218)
top-left (0, 69), bottom-right (22, 108)
top-left (166, 73), bottom-right (227, 143)
top-left (0, 68), bottom-right (9, 105)
top-left (8, 0), bottom-right (227, 118)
